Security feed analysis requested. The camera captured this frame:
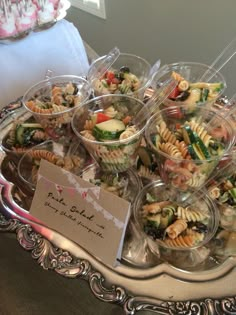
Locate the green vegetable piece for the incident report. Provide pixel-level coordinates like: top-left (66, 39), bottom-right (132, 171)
top-left (229, 188), bottom-right (236, 200)
top-left (219, 191), bottom-right (229, 203)
top-left (146, 193), bottom-right (158, 203)
top-left (194, 136), bottom-right (211, 159)
top-left (182, 125), bottom-right (196, 145)
top-left (15, 125), bottom-right (25, 145)
top-left (186, 131), bottom-right (211, 160)
top-left (214, 82), bottom-right (224, 92)
top-left (93, 119), bottom-right (125, 141)
top-left (137, 146), bottom-right (153, 167)
top-left (160, 206), bottom-right (175, 228)
top-left (151, 134), bottom-right (160, 148)
top-left (146, 214), bottom-right (161, 229)
top-left (201, 88), bottom-right (209, 102)
top-left (188, 144), bottom-right (198, 159)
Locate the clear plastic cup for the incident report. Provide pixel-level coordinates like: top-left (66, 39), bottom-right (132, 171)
top-left (1, 116), bottom-right (48, 163)
top-left (151, 62), bottom-right (226, 112)
top-left (132, 180), bottom-right (219, 269)
top-left (80, 163), bottom-right (142, 203)
top-left (22, 75), bottom-right (91, 145)
top-left (145, 105), bottom-right (235, 191)
top-left (87, 53), bottom-right (151, 100)
top-left (17, 140), bottom-right (87, 195)
top-left (207, 151), bottom-right (236, 231)
top-left (71, 94), bottom-right (148, 173)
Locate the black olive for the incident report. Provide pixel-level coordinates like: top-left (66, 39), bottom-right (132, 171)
top-left (120, 66), bottom-right (130, 73)
top-left (41, 96), bottom-right (51, 102)
top-left (72, 83), bottom-right (78, 95)
top-left (188, 222), bottom-right (208, 234)
top-left (144, 223), bottom-right (165, 239)
top-left (176, 91), bottom-right (190, 101)
top-left (209, 142), bottom-right (220, 151)
top-left (150, 162), bottom-right (158, 172)
top-left (228, 197), bottom-right (235, 206)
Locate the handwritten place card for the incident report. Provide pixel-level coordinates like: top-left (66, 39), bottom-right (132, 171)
top-left (29, 159), bottom-right (131, 267)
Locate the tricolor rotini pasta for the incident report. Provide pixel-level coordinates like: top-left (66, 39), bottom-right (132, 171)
top-left (150, 114), bottom-right (227, 191)
top-left (2, 119), bottom-right (47, 154)
top-left (141, 192), bottom-right (210, 249)
top-left (168, 70), bottom-right (224, 107)
top-left (23, 78), bottom-right (90, 145)
top-left (92, 66), bottom-right (142, 96)
top-left (24, 148), bottom-right (85, 186)
top-left (77, 101), bottom-right (142, 173)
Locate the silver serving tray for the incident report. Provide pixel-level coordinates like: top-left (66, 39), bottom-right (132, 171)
top-left (1, 102), bottom-right (236, 315)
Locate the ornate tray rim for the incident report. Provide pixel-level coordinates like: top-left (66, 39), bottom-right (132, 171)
top-left (1, 102), bottom-right (236, 314)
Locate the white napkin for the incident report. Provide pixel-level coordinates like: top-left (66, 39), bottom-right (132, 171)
top-left (0, 19), bottom-right (90, 109)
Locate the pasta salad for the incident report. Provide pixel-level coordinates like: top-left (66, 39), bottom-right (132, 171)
top-left (168, 71), bottom-right (224, 107)
top-left (147, 113), bottom-right (229, 191)
top-left (141, 192), bottom-right (210, 249)
top-left (77, 102), bottom-right (143, 172)
top-left (208, 173), bottom-right (236, 231)
top-left (2, 118), bottom-right (47, 154)
top-left (93, 67), bottom-right (141, 95)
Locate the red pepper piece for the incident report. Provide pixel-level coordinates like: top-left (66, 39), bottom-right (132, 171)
top-left (96, 112), bottom-right (111, 123)
top-left (168, 86), bottom-right (180, 99)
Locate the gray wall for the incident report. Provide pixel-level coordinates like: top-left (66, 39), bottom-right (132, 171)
top-left (66, 0), bottom-right (236, 97)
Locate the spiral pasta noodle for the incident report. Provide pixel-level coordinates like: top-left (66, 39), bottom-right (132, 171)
top-left (103, 106), bottom-right (118, 118)
top-left (137, 165), bottom-right (160, 181)
top-left (186, 172), bottom-right (206, 188)
top-left (64, 156), bottom-right (83, 169)
top-left (174, 140), bottom-right (189, 159)
top-left (83, 119), bottom-right (96, 131)
top-left (26, 101), bottom-right (53, 114)
top-left (31, 130), bottom-right (47, 142)
top-left (156, 121), bottom-right (177, 144)
top-left (171, 71), bottom-right (184, 82)
top-left (165, 219), bottom-right (188, 239)
top-left (52, 104), bottom-right (68, 113)
top-left (174, 128), bottom-right (184, 140)
top-left (185, 120), bottom-right (212, 147)
top-left (94, 148), bottom-right (124, 161)
top-left (119, 126), bottom-right (137, 140)
top-left (176, 206), bottom-right (209, 222)
top-left (163, 233), bottom-right (204, 248)
top-left (29, 150), bottom-right (59, 163)
top-left (51, 86), bottom-right (62, 97)
top-left (30, 154), bottom-right (84, 184)
top-left (52, 94), bottom-right (63, 106)
top-left (158, 142), bottom-right (182, 158)
top-left (80, 130), bottom-right (96, 141)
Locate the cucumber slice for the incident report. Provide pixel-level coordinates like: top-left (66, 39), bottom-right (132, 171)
top-left (188, 144), bottom-right (198, 159)
top-left (137, 146), bottom-right (153, 167)
top-left (16, 125), bottom-right (25, 145)
top-left (160, 206), bottom-right (175, 228)
top-left (192, 143), bottom-right (205, 160)
top-left (201, 88), bottom-right (209, 102)
top-left (195, 137), bottom-right (211, 159)
top-left (147, 214), bottom-right (161, 228)
top-left (15, 123), bottom-right (43, 145)
top-left (93, 119), bottom-right (125, 140)
top-left (182, 125), bottom-right (196, 144)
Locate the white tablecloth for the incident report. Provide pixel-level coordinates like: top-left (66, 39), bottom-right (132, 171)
top-left (0, 19), bottom-right (90, 109)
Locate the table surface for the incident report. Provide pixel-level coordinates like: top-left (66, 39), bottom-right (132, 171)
top-left (0, 232), bottom-right (125, 315)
